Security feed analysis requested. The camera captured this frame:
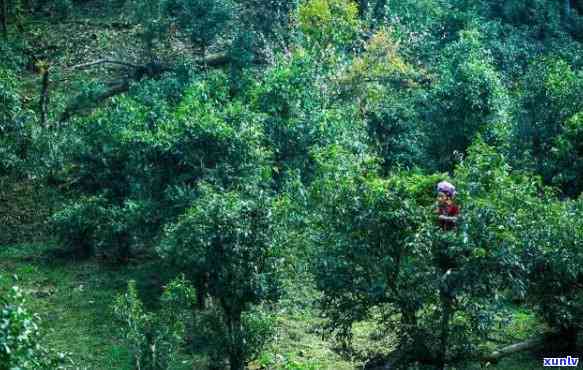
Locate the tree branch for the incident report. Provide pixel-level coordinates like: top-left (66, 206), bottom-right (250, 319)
top-left (59, 81), bottom-right (129, 122)
top-left (201, 52), bottom-right (230, 67)
top-left (39, 66), bottom-right (50, 127)
top-left (70, 59), bottom-right (141, 71)
top-left (63, 20), bottom-right (133, 29)
top-left (198, 52), bottom-right (266, 67)
top-left (59, 60), bottom-right (172, 122)
top-left (481, 334), bottom-right (547, 364)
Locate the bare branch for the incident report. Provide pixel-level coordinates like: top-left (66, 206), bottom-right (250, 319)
top-left (481, 334), bottom-right (547, 364)
top-left (59, 81), bottom-right (130, 122)
top-left (70, 59), bottom-right (141, 71)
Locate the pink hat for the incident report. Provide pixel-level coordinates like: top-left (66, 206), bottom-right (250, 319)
top-left (437, 181), bottom-right (456, 197)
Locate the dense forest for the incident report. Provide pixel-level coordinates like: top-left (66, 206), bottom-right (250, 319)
top-left (1, 0), bottom-right (583, 369)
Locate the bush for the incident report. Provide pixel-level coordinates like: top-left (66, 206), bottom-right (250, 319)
top-left (158, 184), bottom-right (281, 370)
top-left (251, 50), bottom-right (366, 186)
top-left (51, 196), bottom-right (152, 260)
top-left (309, 139), bottom-right (569, 367)
top-left (511, 58), bottom-right (583, 189)
top-left (189, 305), bottom-right (276, 369)
top-left (114, 278), bottom-right (194, 370)
top-left (53, 0), bottom-right (73, 19)
top-left (165, 0), bottom-right (233, 58)
top-left (0, 66), bottom-right (31, 176)
top-left (552, 112), bottom-right (583, 197)
top-left (520, 198), bottom-right (583, 351)
top-left (0, 281), bottom-right (71, 370)
top-left (53, 73), bottom-right (270, 260)
top-left (425, 29), bottom-right (509, 171)
top-left (298, 0), bottom-right (361, 48)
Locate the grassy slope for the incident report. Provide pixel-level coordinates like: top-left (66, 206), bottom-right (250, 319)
top-left (0, 241), bottom-right (549, 370)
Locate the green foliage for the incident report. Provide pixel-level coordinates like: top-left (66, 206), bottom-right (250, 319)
top-left (298, 0), bottom-right (361, 48)
top-left (512, 58), bottom-right (583, 193)
top-left (489, 0), bottom-right (562, 34)
top-left (522, 197), bottom-right (583, 348)
top-left (189, 306), bottom-right (276, 369)
top-left (130, 0), bottom-right (168, 58)
top-left (159, 184), bottom-right (281, 309)
top-left (114, 278), bottom-right (193, 370)
top-left (6, 0), bottom-right (583, 368)
top-left (309, 138), bottom-right (580, 365)
top-left (0, 66), bottom-right (32, 176)
top-left (0, 281), bottom-right (71, 370)
top-left (426, 29), bottom-right (509, 171)
top-left (53, 73), bottom-right (270, 259)
top-left (166, 0), bottom-right (233, 57)
top-left (252, 50), bottom-right (365, 186)
top-left (236, 0), bottom-right (299, 48)
top-left (310, 151), bottom-right (424, 343)
top-left (51, 195), bottom-right (153, 260)
top-left (53, 0), bottom-right (72, 19)
top-left (50, 196), bottom-right (107, 258)
top-left (456, 138), bottom-right (583, 349)
top-left (552, 112), bottom-right (583, 196)
top-left (0, 68), bottom-right (20, 132)
top-left (364, 97), bottom-right (424, 172)
top-left (158, 184), bottom-right (280, 370)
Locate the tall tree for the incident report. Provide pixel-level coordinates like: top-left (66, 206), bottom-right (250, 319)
top-left (158, 186), bottom-right (281, 370)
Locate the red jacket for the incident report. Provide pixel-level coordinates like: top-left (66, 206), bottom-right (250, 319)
top-left (437, 203), bottom-right (459, 231)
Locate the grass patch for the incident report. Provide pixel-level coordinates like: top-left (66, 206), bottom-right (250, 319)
top-left (0, 242), bottom-right (554, 369)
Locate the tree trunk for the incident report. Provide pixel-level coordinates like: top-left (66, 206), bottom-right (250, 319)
top-left (482, 335), bottom-right (547, 363)
top-left (202, 45), bottom-right (206, 71)
top-left (438, 291), bottom-right (452, 370)
top-left (39, 66), bottom-right (50, 127)
top-left (565, 0), bottom-right (571, 15)
top-left (560, 326), bottom-right (578, 353)
top-left (195, 273), bottom-right (208, 310)
top-left (227, 310), bottom-right (245, 370)
top-left (75, 230), bottom-right (94, 259)
top-left (60, 81), bottom-right (129, 122)
top-left (117, 231), bottom-right (131, 264)
top-left (1, 0), bottom-right (7, 38)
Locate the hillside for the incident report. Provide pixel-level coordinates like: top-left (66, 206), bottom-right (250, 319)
top-left (1, 1), bottom-right (582, 369)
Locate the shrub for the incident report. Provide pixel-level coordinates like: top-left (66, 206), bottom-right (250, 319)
top-left (0, 281), bottom-right (71, 369)
top-left (251, 50), bottom-right (365, 186)
top-left (0, 66), bottom-right (30, 176)
top-left (511, 58), bottom-right (583, 188)
top-left (189, 305), bottom-right (276, 370)
top-left (298, 0), bottom-right (361, 48)
top-left (114, 278), bottom-right (194, 370)
top-left (50, 196), bottom-right (107, 259)
top-left (520, 198), bottom-right (583, 351)
top-left (552, 112), bottom-right (583, 197)
top-left (425, 29), bottom-right (509, 171)
top-left (309, 139), bottom-right (562, 367)
top-left (165, 0), bottom-right (233, 58)
top-left (158, 184), bottom-right (281, 370)
top-left (53, 73), bottom-right (270, 260)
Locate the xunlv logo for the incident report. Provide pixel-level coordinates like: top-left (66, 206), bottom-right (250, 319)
top-left (543, 356), bottom-right (580, 367)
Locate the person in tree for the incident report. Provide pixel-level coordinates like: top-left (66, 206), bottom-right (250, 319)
top-left (436, 181), bottom-right (459, 231)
